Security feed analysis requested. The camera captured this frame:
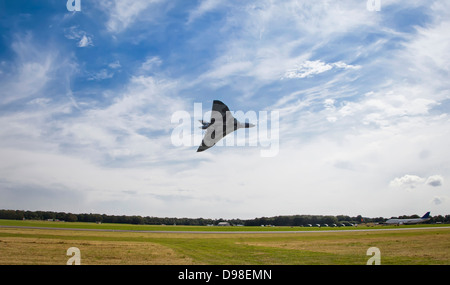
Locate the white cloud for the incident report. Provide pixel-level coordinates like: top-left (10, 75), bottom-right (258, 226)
top-left (140, 56), bottom-right (162, 72)
top-left (283, 60), bottom-right (360, 79)
top-left (1, 62), bottom-right (51, 104)
top-left (335, 91), bottom-right (438, 127)
top-left (88, 69), bottom-right (114, 81)
top-left (426, 175), bottom-right (444, 187)
top-left (0, 33), bottom-right (78, 105)
top-left (99, 0), bottom-right (164, 33)
top-left (187, 0), bottom-right (226, 24)
top-left (390, 174), bottom-right (444, 189)
top-left (65, 26), bottom-right (93, 47)
top-left (389, 175), bottom-right (426, 189)
top-left (88, 61), bottom-right (123, 81)
top-left (77, 35), bottom-right (93, 47)
top-left (27, 97), bottom-right (52, 107)
top-left (108, 60), bottom-right (121, 69)
top-left (432, 196), bottom-right (445, 205)
top-left (283, 60), bottom-right (333, 79)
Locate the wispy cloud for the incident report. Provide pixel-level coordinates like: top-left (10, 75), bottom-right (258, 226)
top-left (283, 60), bottom-right (360, 79)
top-left (77, 35), bottom-right (93, 47)
top-left (108, 60), bottom-right (121, 69)
top-left (88, 69), bottom-right (114, 81)
top-left (187, 0), bottom-right (226, 24)
top-left (0, 32), bottom-right (78, 105)
top-left (99, 0), bottom-right (164, 33)
top-left (65, 26), bottom-right (94, 47)
top-left (140, 56), bottom-right (162, 73)
top-left (189, 0), bottom-right (378, 99)
top-left (87, 61), bottom-right (122, 81)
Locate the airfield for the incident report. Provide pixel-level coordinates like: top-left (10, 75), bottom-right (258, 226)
top-left (0, 220), bottom-right (449, 265)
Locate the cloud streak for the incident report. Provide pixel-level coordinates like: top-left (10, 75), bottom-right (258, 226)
top-left (283, 60), bottom-right (360, 79)
top-left (98, 0), bottom-right (165, 33)
top-left (65, 26), bottom-right (93, 47)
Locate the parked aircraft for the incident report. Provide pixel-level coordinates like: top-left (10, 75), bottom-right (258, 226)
top-left (384, 212), bottom-right (431, 225)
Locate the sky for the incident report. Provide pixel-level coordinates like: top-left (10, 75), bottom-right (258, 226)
top-left (0, 0), bottom-right (449, 219)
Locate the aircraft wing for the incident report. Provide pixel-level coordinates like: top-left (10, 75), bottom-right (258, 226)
top-left (212, 100), bottom-right (230, 115)
top-left (197, 123), bottom-right (224, 152)
top-left (213, 100), bottom-right (238, 133)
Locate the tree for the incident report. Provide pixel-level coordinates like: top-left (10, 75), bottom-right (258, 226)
top-left (66, 213), bottom-right (78, 222)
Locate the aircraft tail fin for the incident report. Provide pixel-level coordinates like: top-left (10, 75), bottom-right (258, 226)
top-left (421, 212), bottom-right (430, 219)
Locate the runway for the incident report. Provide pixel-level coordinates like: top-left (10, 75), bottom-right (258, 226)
top-left (1, 225), bottom-right (449, 234)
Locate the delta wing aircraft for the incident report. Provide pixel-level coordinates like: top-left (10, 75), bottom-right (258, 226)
top-left (197, 100), bottom-right (255, 152)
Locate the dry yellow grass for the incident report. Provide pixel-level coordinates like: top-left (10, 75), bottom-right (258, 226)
top-left (238, 230), bottom-right (450, 264)
top-left (0, 229), bottom-right (196, 265)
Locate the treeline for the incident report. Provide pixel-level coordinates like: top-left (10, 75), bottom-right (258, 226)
top-left (0, 209), bottom-right (237, 225)
top-left (245, 214), bottom-right (450, 226)
top-left (1, 209), bottom-right (449, 226)
top-left (245, 215), bottom-right (372, 226)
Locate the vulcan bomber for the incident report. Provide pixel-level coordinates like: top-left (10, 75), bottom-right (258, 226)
top-left (197, 100), bottom-right (255, 152)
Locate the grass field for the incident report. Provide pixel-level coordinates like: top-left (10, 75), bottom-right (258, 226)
top-left (0, 220), bottom-right (449, 265)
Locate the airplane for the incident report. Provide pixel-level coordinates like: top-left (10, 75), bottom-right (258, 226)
top-left (384, 212), bottom-right (431, 225)
top-left (197, 100), bottom-right (255, 152)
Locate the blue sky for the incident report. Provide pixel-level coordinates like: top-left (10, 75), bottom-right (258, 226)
top-left (0, 0), bottom-right (449, 219)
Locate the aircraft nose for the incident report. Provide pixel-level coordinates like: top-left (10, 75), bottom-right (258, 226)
top-left (246, 123), bottom-right (256, 128)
